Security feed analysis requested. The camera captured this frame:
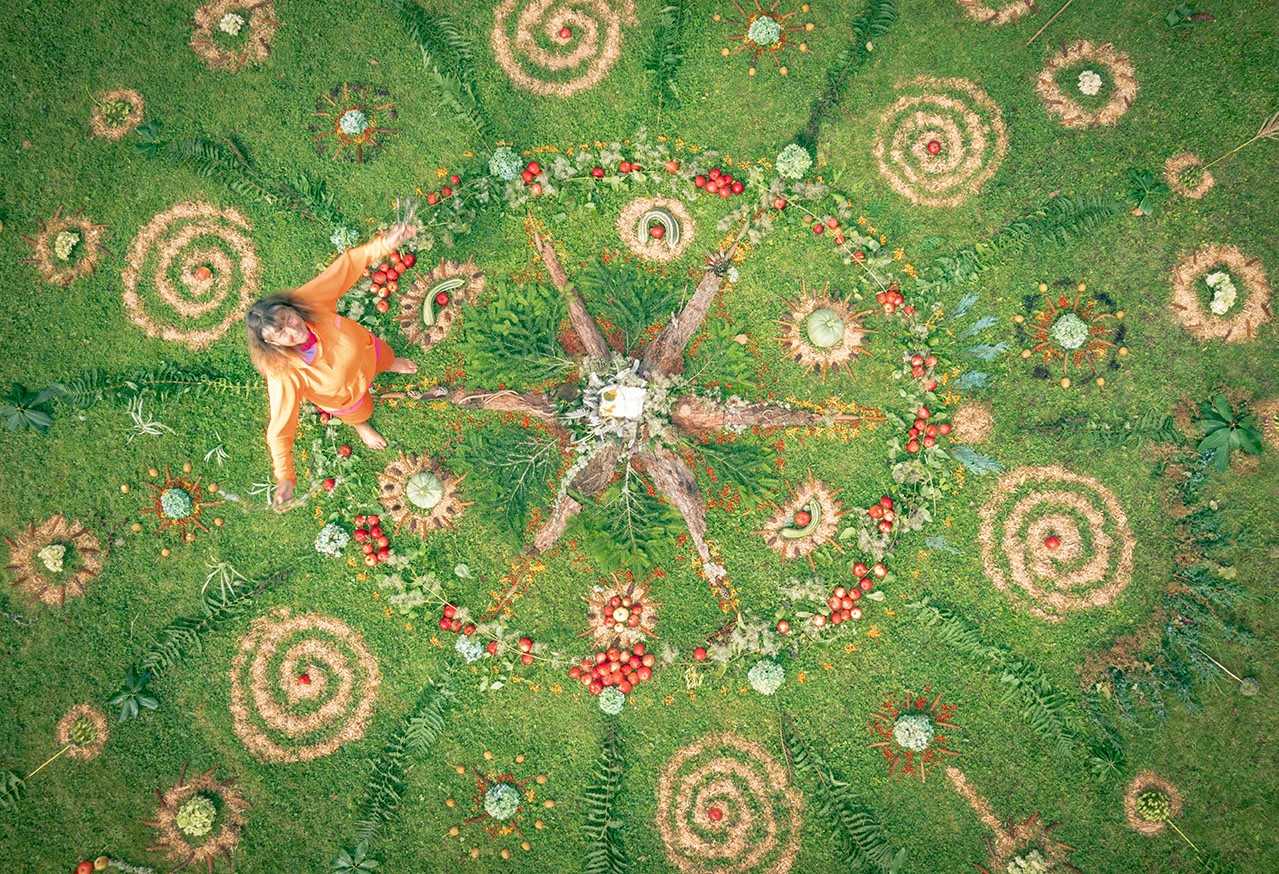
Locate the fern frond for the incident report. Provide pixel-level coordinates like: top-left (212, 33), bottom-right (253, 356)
top-left (0, 771), bottom-right (26, 812)
top-left (582, 718), bottom-right (628, 874)
top-left (797, 0), bottom-right (898, 147)
top-left (781, 713), bottom-right (905, 872)
top-left (645, 2), bottom-right (686, 116)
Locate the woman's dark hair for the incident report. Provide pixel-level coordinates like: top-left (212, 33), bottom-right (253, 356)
top-left (245, 293), bottom-right (318, 376)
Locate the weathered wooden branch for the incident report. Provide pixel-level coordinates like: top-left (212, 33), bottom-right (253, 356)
top-left (530, 442), bottom-right (621, 553)
top-left (418, 387), bottom-right (557, 420)
top-left (671, 395), bottom-right (866, 435)
top-left (638, 446), bottom-right (730, 598)
top-left (533, 227), bottom-right (610, 358)
top-left (642, 267), bottom-right (724, 376)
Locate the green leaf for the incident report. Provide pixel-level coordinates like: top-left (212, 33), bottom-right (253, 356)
top-left (1213, 394), bottom-right (1234, 422)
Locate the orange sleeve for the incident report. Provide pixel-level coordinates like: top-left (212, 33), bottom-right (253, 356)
top-left (265, 373), bottom-right (302, 484)
top-left (292, 238), bottom-right (394, 310)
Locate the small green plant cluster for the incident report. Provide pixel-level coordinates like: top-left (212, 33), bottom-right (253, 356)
top-left (176, 794), bottom-right (217, 838)
top-left (1136, 789), bottom-right (1172, 823)
top-left (1194, 394), bottom-right (1262, 472)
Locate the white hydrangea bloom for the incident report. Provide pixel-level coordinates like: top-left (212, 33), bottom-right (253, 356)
top-left (1078, 69), bottom-right (1103, 96)
top-left (219, 12), bottom-right (245, 35)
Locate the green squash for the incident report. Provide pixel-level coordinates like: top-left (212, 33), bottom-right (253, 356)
top-left (406, 471), bottom-right (444, 510)
top-left (422, 277), bottom-right (466, 327)
top-left (805, 308), bottom-right (845, 348)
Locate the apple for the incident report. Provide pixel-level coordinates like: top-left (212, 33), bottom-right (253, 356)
top-left (440, 187), bottom-right (452, 198)
top-left (665, 159), bottom-right (680, 173)
top-left (1044, 535), bottom-right (1061, 550)
top-left (794, 509), bottom-right (812, 527)
top-left (375, 299), bottom-right (390, 314)
top-left (530, 182), bottom-right (542, 195)
top-left (694, 175), bottom-right (707, 188)
top-left (812, 223), bottom-right (825, 235)
top-left (521, 170), bottom-right (535, 184)
top-left (708, 807), bottom-right (723, 822)
top-left (435, 291), bottom-right (450, 307)
top-left (773, 197), bottom-right (787, 209)
top-left (731, 181), bottom-right (744, 194)
top-left (323, 477), bottom-right (336, 491)
top-left (519, 637), bottom-right (533, 652)
top-left (193, 265), bottom-right (213, 282)
top-left (521, 653), bottom-right (534, 665)
top-left (619, 161), bottom-right (632, 173)
top-left (926, 140), bottom-right (941, 155)
top-left (299, 672), bottom-right (311, 685)
top-left (873, 563), bottom-right (888, 578)
top-left (591, 166), bottom-right (605, 178)
top-left (649, 224), bottom-right (666, 239)
top-left (449, 174), bottom-right (460, 185)
top-left (338, 444), bottom-right (352, 457)
top-left (693, 647), bottom-right (708, 661)
top-left (776, 620), bottom-right (790, 634)
top-left (526, 161), bottom-right (541, 175)
top-left (426, 192), bottom-right (439, 205)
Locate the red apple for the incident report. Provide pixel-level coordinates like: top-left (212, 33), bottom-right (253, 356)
top-left (731, 181), bottom-right (744, 194)
top-left (299, 672), bottom-right (311, 685)
top-left (693, 647), bottom-right (708, 661)
top-left (530, 182), bottom-right (542, 195)
top-left (521, 653), bottom-right (534, 665)
top-left (401, 253), bottom-right (415, 268)
top-left (440, 187), bottom-right (452, 198)
top-left (527, 161), bottom-right (541, 175)
top-left (591, 166), bottom-right (605, 178)
top-left (426, 192), bottom-right (439, 205)
top-left (449, 174), bottom-right (460, 185)
top-left (323, 477), bottom-right (336, 491)
top-left (649, 224), bottom-right (666, 239)
top-left (794, 509), bottom-right (812, 527)
top-left (773, 197), bottom-right (787, 209)
top-left (776, 620), bottom-right (790, 634)
top-left (665, 159), bottom-right (680, 173)
top-left (435, 291), bottom-right (450, 307)
top-left (1044, 535), bottom-right (1061, 550)
top-left (521, 170), bottom-right (534, 184)
top-left (708, 807), bottom-right (723, 822)
top-left (338, 444), bottom-right (352, 457)
top-left (926, 140), bottom-right (941, 155)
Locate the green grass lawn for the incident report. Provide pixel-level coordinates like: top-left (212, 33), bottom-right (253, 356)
top-left (0, 0), bottom-right (1276, 872)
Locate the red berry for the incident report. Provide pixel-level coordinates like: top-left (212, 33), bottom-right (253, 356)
top-left (299, 672), bottom-right (311, 685)
top-left (693, 647), bottom-right (708, 661)
top-left (649, 224), bottom-right (666, 239)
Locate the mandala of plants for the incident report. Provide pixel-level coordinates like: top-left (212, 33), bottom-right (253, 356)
top-left (3, 2), bottom-right (1277, 873)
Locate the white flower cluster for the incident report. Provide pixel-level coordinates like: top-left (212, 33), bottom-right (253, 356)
top-left (38, 543), bottom-right (66, 573)
top-left (455, 635), bottom-right (485, 663)
top-left (892, 712), bottom-right (935, 752)
top-left (313, 522), bottom-right (350, 558)
top-left (1007, 849), bottom-right (1049, 874)
top-left (53, 229), bottom-right (81, 261)
top-left (338, 109), bottom-right (370, 137)
top-left (1206, 271), bottom-right (1238, 316)
top-left (1077, 69), bottom-right (1103, 95)
top-left (748, 659), bottom-right (785, 695)
top-left (218, 12), bottom-right (245, 35)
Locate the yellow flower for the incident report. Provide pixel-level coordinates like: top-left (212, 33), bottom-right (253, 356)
top-left (550, 685), bottom-right (563, 694)
top-left (436, 168), bottom-right (448, 178)
top-left (797, 671), bottom-right (807, 684)
top-left (867, 626), bottom-right (882, 639)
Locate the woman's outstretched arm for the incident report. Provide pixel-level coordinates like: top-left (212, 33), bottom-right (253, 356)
top-left (292, 224), bottom-right (417, 309)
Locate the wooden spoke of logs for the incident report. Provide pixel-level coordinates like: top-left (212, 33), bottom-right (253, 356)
top-left (414, 386), bottom-right (559, 420)
top-left (642, 265), bottom-right (725, 376)
top-left (671, 395), bottom-right (866, 435)
top-left (533, 227), bottom-right (610, 358)
top-left (531, 442), bottom-right (622, 553)
top-left (638, 446), bottom-right (730, 596)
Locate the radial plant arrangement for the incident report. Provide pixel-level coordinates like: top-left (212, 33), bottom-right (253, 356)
top-left (717, 0), bottom-right (814, 76)
top-left (310, 82), bottom-right (399, 163)
top-left (868, 689), bottom-right (961, 782)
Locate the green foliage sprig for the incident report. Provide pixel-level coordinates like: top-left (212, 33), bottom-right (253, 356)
top-left (332, 841), bottom-right (379, 873)
top-left (0, 771), bottom-right (26, 812)
top-left (645, 1), bottom-right (687, 121)
top-left (57, 363), bottom-right (260, 411)
top-left (686, 438), bottom-right (780, 501)
top-left (453, 424), bottom-right (562, 542)
top-left (907, 599), bottom-right (1086, 760)
top-left (780, 712), bottom-right (906, 872)
top-left (582, 717), bottom-right (628, 874)
top-left (1194, 394), bottom-right (1262, 472)
top-left (1, 383), bottom-right (58, 433)
top-left (926, 194), bottom-right (1126, 292)
top-left (577, 261), bottom-right (678, 354)
top-left (797, 0), bottom-right (898, 148)
top-left (374, 0), bottom-right (492, 146)
top-left (455, 281), bottom-right (569, 387)
top-left (570, 472), bottom-right (682, 570)
top-left (349, 673), bottom-right (455, 851)
top-left (108, 666), bottom-right (159, 723)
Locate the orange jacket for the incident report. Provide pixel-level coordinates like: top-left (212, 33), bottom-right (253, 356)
top-left (265, 238), bottom-right (394, 483)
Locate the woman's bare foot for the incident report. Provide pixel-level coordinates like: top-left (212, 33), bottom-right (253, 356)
top-left (353, 421), bottom-right (388, 450)
top-left (389, 357), bottom-right (418, 374)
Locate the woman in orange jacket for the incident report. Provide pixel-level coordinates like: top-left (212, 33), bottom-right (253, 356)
top-left (245, 223), bottom-right (418, 508)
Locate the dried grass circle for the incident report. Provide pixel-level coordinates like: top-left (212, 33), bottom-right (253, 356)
top-left (979, 465), bottom-right (1135, 622)
top-left (121, 201), bottom-right (260, 349)
top-left (492, 0), bottom-right (637, 98)
top-left (3, 514), bottom-right (103, 607)
top-left (229, 608), bottom-right (380, 763)
top-left (951, 402), bottom-right (995, 444)
top-left (1036, 40), bottom-right (1138, 129)
top-left (1123, 771), bottom-right (1183, 835)
top-left (397, 257), bottom-right (485, 350)
top-left (1168, 243), bottom-right (1271, 343)
top-left (1255, 398), bottom-right (1279, 452)
top-left (1164, 152), bottom-right (1214, 199)
top-left (757, 473), bottom-right (843, 566)
top-left (776, 282), bottom-right (874, 380)
top-left (190, 0), bottom-right (280, 72)
top-left (21, 207), bottom-right (110, 287)
top-left (143, 763), bottom-right (250, 871)
top-left (377, 453), bottom-right (472, 538)
top-left (655, 732), bottom-right (803, 874)
top-left (89, 89), bottom-right (145, 140)
top-left (616, 197), bottom-right (695, 263)
top-left (56, 704), bottom-right (109, 761)
top-left (873, 76), bottom-right (1008, 207)
top-left (955, 0), bottom-right (1037, 25)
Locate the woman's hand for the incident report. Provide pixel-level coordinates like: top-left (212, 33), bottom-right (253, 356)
top-left (273, 479), bottom-right (295, 510)
top-left (383, 222), bottom-right (418, 251)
